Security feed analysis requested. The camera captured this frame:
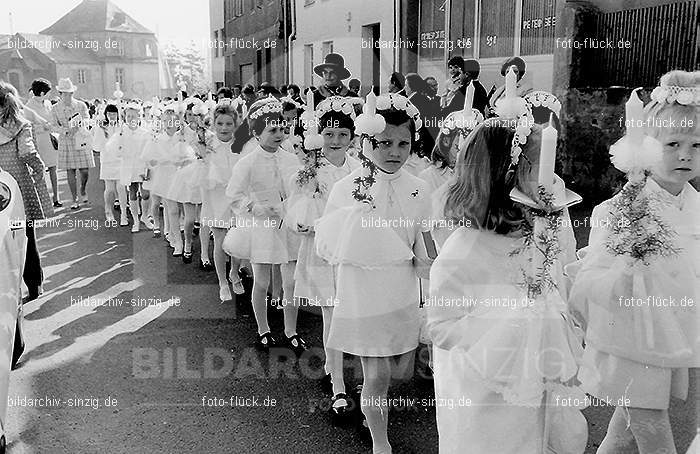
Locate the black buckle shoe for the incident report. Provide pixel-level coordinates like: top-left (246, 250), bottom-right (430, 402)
top-left (255, 332), bottom-right (277, 351)
top-left (330, 393), bottom-right (353, 425)
top-left (182, 251), bottom-right (193, 264)
top-left (285, 334), bottom-right (308, 356)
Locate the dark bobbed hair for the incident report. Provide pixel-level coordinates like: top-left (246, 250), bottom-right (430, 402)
top-left (447, 55), bottom-right (465, 71)
top-left (371, 107), bottom-right (418, 152)
top-left (464, 59), bottom-right (480, 79)
top-left (287, 84), bottom-right (300, 94)
top-left (102, 103), bottom-right (119, 126)
top-left (500, 56), bottom-right (526, 77)
top-left (318, 110), bottom-right (355, 138)
top-left (217, 86), bottom-right (233, 99)
top-left (390, 72), bottom-right (405, 90)
top-left (30, 78), bottom-right (52, 97)
top-left (405, 73), bottom-right (428, 95)
top-left (282, 101), bottom-right (298, 112)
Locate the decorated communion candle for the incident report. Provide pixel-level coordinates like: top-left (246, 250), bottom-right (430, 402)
top-left (366, 88), bottom-right (376, 114)
top-left (505, 66), bottom-right (517, 99)
top-left (537, 114), bottom-right (557, 191)
top-left (625, 88), bottom-right (645, 146)
top-left (463, 80), bottom-right (475, 112)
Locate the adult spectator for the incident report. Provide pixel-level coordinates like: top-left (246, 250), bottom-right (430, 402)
top-left (50, 78), bottom-right (94, 209)
top-left (405, 73), bottom-right (438, 158)
top-left (424, 76), bottom-right (441, 114)
top-left (440, 56), bottom-right (466, 110)
top-left (312, 53), bottom-right (358, 107)
top-left (487, 56), bottom-right (533, 113)
top-left (0, 81), bottom-right (54, 301)
top-left (287, 84), bottom-right (303, 105)
top-left (425, 76), bottom-right (439, 99)
top-left (389, 72), bottom-right (406, 96)
top-left (23, 78), bottom-right (61, 207)
top-left (442, 58), bottom-right (489, 117)
top-left (217, 86), bottom-right (233, 100)
top-left (348, 78), bottom-right (361, 96)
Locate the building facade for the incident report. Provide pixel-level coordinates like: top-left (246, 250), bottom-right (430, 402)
top-left (291, 0), bottom-right (397, 94)
top-left (210, 0), bottom-right (226, 90)
top-left (222, 0), bottom-right (290, 88)
top-left (398, 0), bottom-right (559, 95)
top-left (0, 0), bottom-right (171, 100)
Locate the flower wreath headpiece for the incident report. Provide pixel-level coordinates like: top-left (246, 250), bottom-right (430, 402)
top-left (280, 95), bottom-right (302, 110)
top-left (188, 98), bottom-right (211, 116)
top-left (355, 93), bottom-right (422, 140)
top-left (316, 96), bottom-right (358, 120)
top-left (124, 101), bottom-right (143, 113)
top-left (524, 91), bottom-right (562, 116)
top-left (248, 97), bottom-right (283, 121)
top-left (440, 109), bottom-right (484, 136)
top-left (161, 102), bottom-right (179, 113)
top-left (650, 85), bottom-right (700, 106)
top-left (493, 78), bottom-right (536, 166)
top-left (302, 96), bottom-right (360, 150)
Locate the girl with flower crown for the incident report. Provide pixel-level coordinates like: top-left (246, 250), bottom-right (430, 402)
top-left (315, 93), bottom-right (432, 454)
top-left (568, 70), bottom-right (699, 454)
top-left (226, 98), bottom-right (305, 351)
top-left (106, 103), bottom-right (152, 233)
top-left (201, 102), bottom-right (244, 302)
top-left (286, 96), bottom-right (361, 419)
top-left (93, 103), bottom-right (127, 225)
top-left (426, 114), bottom-right (583, 453)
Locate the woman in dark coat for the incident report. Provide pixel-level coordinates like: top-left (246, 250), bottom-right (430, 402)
top-left (0, 81), bottom-right (54, 300)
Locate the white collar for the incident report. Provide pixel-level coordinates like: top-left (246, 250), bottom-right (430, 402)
top-left (645, 177), bottom-right (693, 210)
top-left (375, 167), bottom-right (403, 182)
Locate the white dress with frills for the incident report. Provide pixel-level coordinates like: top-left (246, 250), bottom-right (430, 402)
top-left (288, 155), bottom-right (360, 306)
top-left (200, 137), bottom-right (239, 229)
top-left (315, 167), bottom-right (431, 357)
top-left (225, 145), bottom-right (300, 264)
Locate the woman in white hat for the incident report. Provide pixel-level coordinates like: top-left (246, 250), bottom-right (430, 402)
top-left (50, 77), bottom-right (95, 209)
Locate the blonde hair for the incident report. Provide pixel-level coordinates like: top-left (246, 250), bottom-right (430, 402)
top-left (444, 117), bottom-right (543, 234)
top-left (0, 81), bottom-right (24, 127)
top-left (644, 70), bottom-right (699, 139)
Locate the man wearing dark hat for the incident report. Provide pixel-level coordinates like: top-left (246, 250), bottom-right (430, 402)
top-left (441, 58), bottom-right (490, 117)
top-left (312, 53), bottom-right (358, 107)
top-left (487, 56), bottom-right (533, 114)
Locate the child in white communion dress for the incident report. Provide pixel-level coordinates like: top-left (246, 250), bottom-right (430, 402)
top-left (569, 70), bottom-right (699, 454)
top-left (226, 97), bottom-right (305, 350)
top-left (427, 116), bottom-right (587, 454)
top-left (286, 96), bottom-right (361, 417)
top-left (315, 93), bottom-right (432, 454)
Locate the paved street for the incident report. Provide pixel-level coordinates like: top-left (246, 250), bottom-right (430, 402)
top-left (6, 163), bottom-right (697, 453)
